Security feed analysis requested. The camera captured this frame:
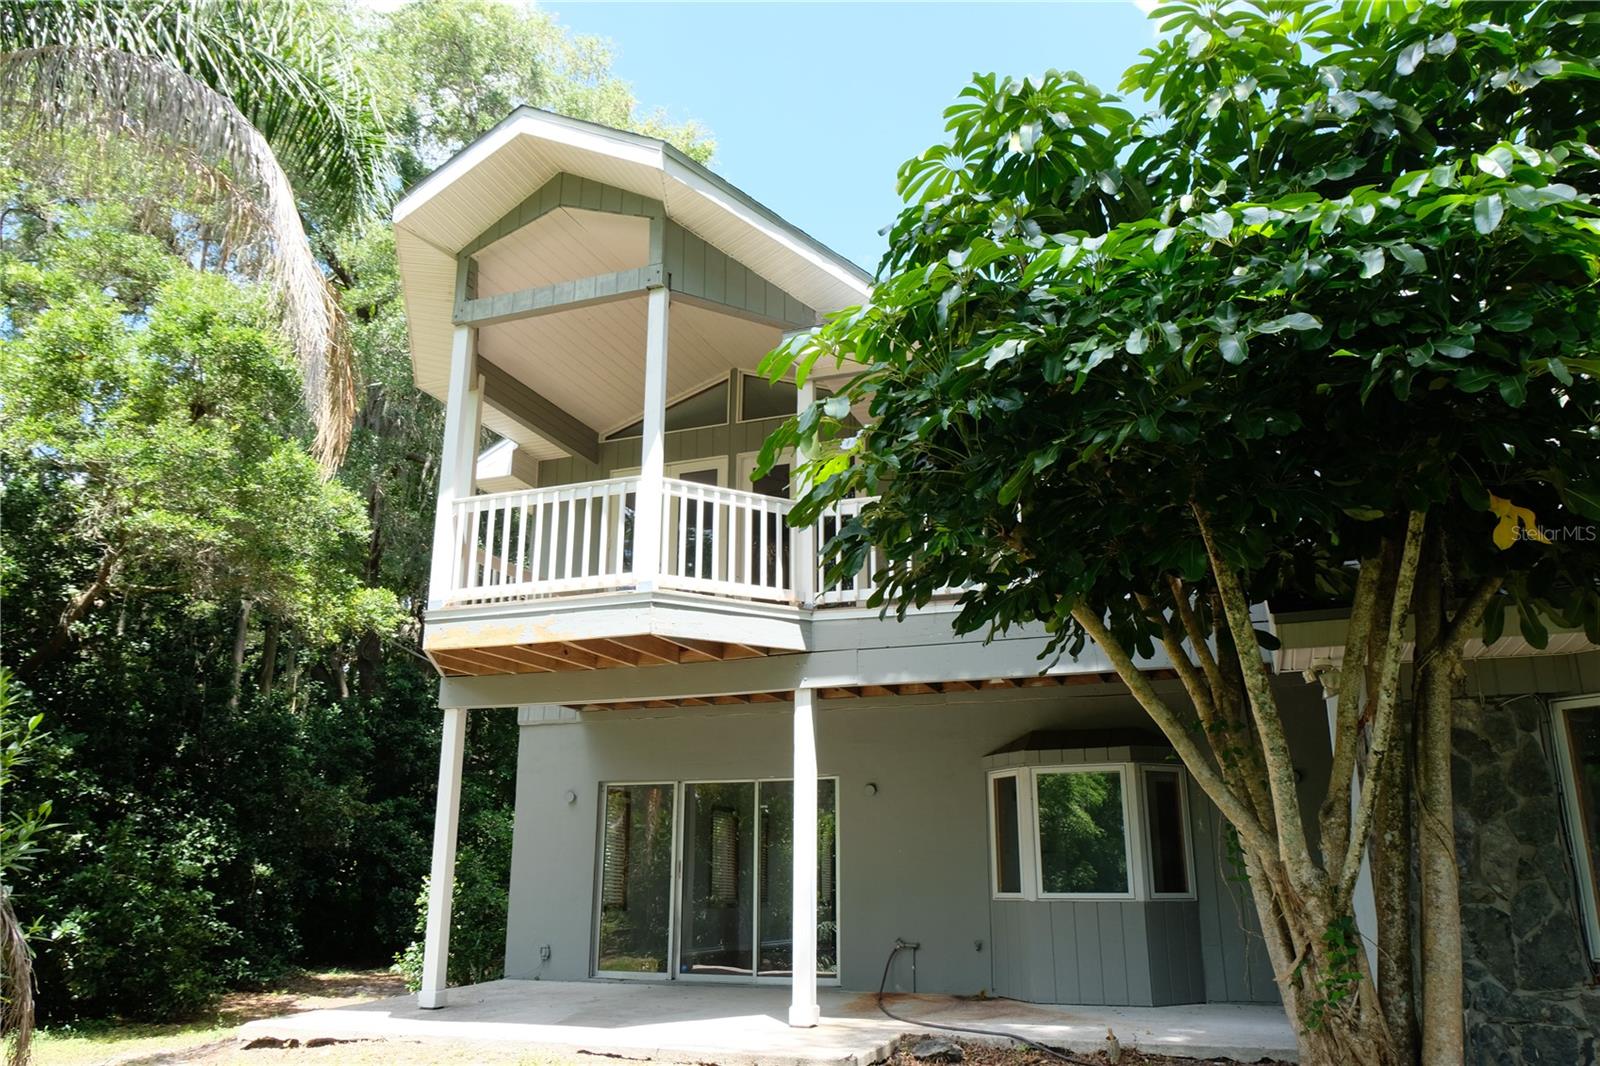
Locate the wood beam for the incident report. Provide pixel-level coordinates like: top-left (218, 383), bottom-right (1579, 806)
top-left (457, 264), bottom-right (661, 328)
top-left (477, 356), bottom-right (601, 464)
top-left (607, 634), bottom-right (687, 666)
top-left (940, 680), bottom-right (977, 693)
top-left (859, 685), bottom-right (895, 698)
top-left (569, 639), bottom-right (643, 668)
top-left (510, 643), bottom-right (601, 671)
top-left (656, 635), bottom-right (725, 663)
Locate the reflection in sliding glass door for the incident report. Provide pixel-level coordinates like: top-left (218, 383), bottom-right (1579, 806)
top-left (680, 782), bottom-right (756, 976)
top-left (596, 783), bottom-right (676, 975)
top-left (757, 779), bottom-right (838, 977)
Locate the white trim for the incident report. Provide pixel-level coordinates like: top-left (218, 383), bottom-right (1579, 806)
top-left (1551, 694), bottom-right (1600, 963)
top-left (615, 456), bottom-right (729, 485)
top-left (985, 769), bottom-right (1032, 899)
top-left (736, 449), bottom-right (794, 494)
top-left (987, 761), bottom-right (1194, 903)
top-left (1138, 766), bottom-right (1199, 901)
top-left (1033, 764), bottom-right (1139, 902)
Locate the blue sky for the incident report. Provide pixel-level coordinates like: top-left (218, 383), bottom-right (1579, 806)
top-left (545, 2), bottom-right (1157, 271)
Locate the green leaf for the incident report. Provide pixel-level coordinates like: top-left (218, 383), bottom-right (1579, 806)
top-left (1359, 247), bottom-right (1386, 278)
top-left (1474, 194), bottom-right (1504, 234)
top-left (1200, 211), bottom-right (1234, 239)
top-left (1219, 333), bottom-right (1247, 364)
top-left (1256, 313), bottom-right (1322, 334)
top-left (1498, 374), bottom-right (1527, 407)
top-left (1153, 227), bottom-right (1177, 254)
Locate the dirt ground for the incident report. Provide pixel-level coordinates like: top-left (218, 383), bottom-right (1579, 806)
top-left (32, 971), bottom-right (1295, 1066)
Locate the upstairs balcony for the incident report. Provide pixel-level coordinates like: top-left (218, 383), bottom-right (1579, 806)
top-left (443, 480), bottom-right (880, 610)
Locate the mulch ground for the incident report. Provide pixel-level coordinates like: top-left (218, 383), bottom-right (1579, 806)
top-left (881, 1034), bottom-right (1294, 1066)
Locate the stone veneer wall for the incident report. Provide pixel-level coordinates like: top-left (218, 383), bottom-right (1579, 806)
top-left (1454, 695), bottom-right (1600, 1066)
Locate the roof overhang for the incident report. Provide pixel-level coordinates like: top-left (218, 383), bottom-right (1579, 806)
top-left (393, 108), bottom-right (872, 461)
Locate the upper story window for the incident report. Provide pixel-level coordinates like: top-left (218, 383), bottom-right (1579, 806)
top-left (1552, 695), bottom-right (1600, 963)
top-left (606, 380), bottom-right (729, 440)
top-left (988, 763), bottom-right (1194, 902)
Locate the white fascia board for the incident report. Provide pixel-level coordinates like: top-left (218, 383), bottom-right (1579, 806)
top-left (661, 150), bottom-right (871, 301)
top-left (394, 108), bottom-right (665, 229)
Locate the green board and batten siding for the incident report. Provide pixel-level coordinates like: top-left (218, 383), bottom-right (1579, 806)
top-left (536, 414), bottom-right (789, 490)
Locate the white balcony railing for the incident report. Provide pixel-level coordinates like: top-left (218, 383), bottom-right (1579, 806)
top-left (448, 477), bottom-right (638, 601)
top-left (442, 478), bottom-right (927, 610)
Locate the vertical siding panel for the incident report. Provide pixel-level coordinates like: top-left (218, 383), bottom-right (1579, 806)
top-left (1075, 903), bottom-right (1104, 1004)
top-left (1021, 905), bottom-right (1056, 1003)
top-left (1145, 904), bottom-right (1170, 1006)
top-left (1119, 904), bottom-right (1150, 1006)
top-left (1052, 901), bottom-right (1081, 1003)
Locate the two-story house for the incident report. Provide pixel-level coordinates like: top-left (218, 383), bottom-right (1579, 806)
top-left (394, 108), bottom-right (1600, 1062)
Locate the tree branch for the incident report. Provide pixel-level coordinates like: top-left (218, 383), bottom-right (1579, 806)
top-left (1338, 510), bottom-right (1427, 909)
top-left (1320, 550), bottom-right (1385, 864)
top-left (1071, 603), bottom-right (1277, 858)
top-left (1193, 502), bottom-right (1317, 882)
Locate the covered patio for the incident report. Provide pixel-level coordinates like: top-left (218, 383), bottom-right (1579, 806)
top-left (239, 979), bottom-right (1298, 1065)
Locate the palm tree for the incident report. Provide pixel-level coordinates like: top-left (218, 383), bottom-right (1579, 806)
top-left (0, 0), bottom-right (392, 466)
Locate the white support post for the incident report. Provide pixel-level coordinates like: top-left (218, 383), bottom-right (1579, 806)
top-left (792, 379), bottom-right (817, 606)
top-left (633, 285), bottom-right (669, 589)
top-left (419, 706), bottom-right (468, 1009)
top-left (789, 686), bottom-right (821, 1027)
top-left (427, 327), bottom-right (482, 610)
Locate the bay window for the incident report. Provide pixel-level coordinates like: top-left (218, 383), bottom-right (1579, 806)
top-left (988, 763), bottom-right (1194, 902)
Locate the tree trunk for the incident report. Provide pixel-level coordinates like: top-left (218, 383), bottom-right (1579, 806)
top-left (1414, 535), bottom-right (1465, 1066)
top-left (226, 599), bottom-right (254, 713)
top-left (258, 620), bottom-right (279, 697)
top-left (1373, 701), bottom-right (1419, 1064)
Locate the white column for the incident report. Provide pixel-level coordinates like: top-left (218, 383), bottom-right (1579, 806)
top-left (633, 285), bottom-right (669, 589)
top-left (427, 327), bottom-right (481, 611)
top-left (419, 706), bottom-right (468, 1009)
top-left (789, 686), bottom-right (821, 1027)
top-left (792, 378), bottom-right (817, 607)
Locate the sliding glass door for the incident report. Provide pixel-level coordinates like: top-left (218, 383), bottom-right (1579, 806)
top-left (595, 778), bottom-right (838, 981)
top-left (596, 783), bottom-right (676, 975)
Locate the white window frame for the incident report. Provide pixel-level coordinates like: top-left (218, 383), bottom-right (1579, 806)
top-left (1551, 695), bottom-right (1600, 963)
top-left (614, 456), bottom-right (729, 486)
top-left (986, 762), bottom-right (1193, 903)
top-left (986, 769), bottom-right (1034, 899)
top-left (1139, 766), bottom-right (1198, 901)
top-left (1033, 764), bottom-right (1140, 902)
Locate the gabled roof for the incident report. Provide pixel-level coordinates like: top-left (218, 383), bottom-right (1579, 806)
top-left (392, 108), bottom-right (872, 432)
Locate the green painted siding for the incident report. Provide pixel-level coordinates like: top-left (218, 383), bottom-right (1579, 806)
top-left (536, 414), bottom-right (789, 490)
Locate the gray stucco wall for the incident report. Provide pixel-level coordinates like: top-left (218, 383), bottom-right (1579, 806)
top-left (504, 678), bottom-right (1332, 1000)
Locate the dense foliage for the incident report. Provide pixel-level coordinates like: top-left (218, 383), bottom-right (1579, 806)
top-left (763, 3), bottom-right (1598, 1063)
top-left (1, 0), bottom-right (709, 1024)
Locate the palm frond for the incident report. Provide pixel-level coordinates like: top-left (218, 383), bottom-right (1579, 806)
top-left (0, 46), bottom-right (356, 466)
top-left (0, 0), bottom-right (393, 221)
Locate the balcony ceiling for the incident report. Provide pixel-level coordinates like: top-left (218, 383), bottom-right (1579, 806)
top-left (393, 107), bottom-right (872, 461)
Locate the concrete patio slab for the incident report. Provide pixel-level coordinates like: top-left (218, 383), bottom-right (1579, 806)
top-left (239, 979), bottom-right (1298, 1065)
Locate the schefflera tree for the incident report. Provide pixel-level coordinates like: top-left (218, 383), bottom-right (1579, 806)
top-left (760, 4), bottom-right (1600, 1064)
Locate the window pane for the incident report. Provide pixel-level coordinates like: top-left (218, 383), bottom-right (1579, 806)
top-left (1145, 770), bottom-right (1189, 895)
top-left (1036, 770), bottom-right (1128, 894)
top-left (740, 374), bottom-right (797, 421)
top-left (680, 783), bottom-right (755, 976)
top-left (607, 381), bottom-right (729, 439)
top-left (992, 775), bottom-right (1021, 894)
top-left (1565, 708), bottom-right (1600, 922)
top-left (597, 783), bottom-right (675, 973)
top-left (756, 779), bottom-right (838, 977)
